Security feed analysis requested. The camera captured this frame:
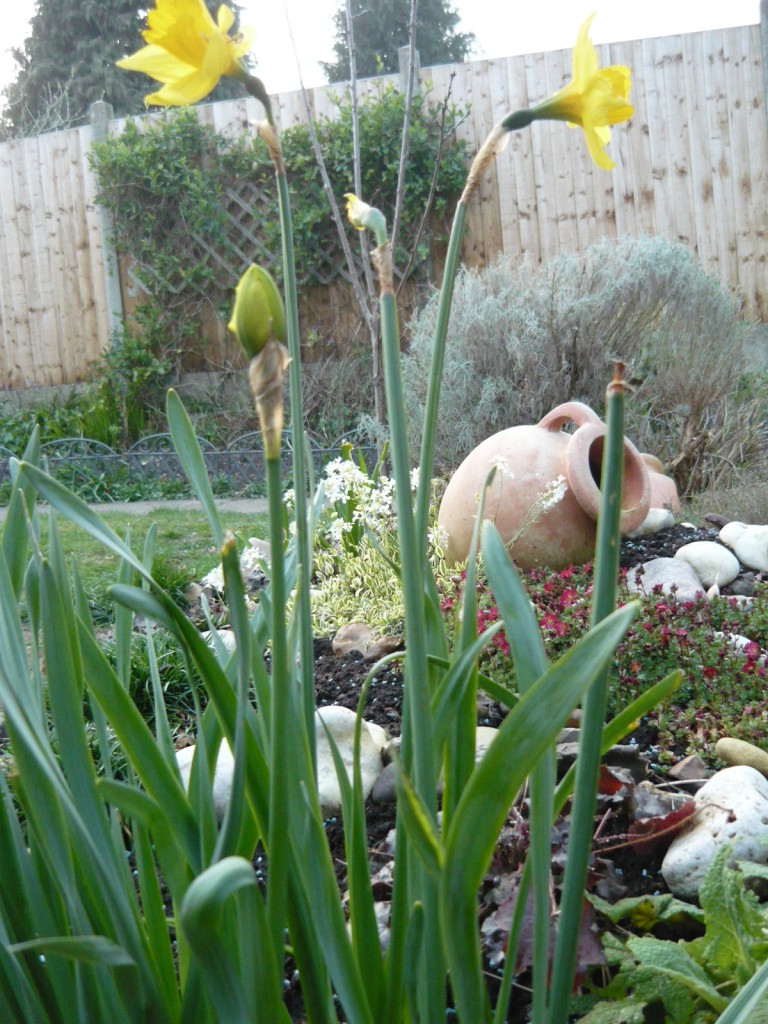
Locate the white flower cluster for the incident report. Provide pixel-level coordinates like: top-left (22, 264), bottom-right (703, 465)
top-left (310, 457), bottom-right (446, 638)
top-left (539, 474), bottom-right (568, 511)
top-left (489, 454), bottom-right (515, 480)
top-left (428, 522), bottom-right (449, 552)
top-left (321, 457), bottom-right (398, 542)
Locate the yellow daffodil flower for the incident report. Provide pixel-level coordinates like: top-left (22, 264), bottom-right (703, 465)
top-left (463, 14), bottom-right (632, 201)
top-left (117, 0), bottom-right (254, 107)
top-left (513, 13), bottom-right (632, 169)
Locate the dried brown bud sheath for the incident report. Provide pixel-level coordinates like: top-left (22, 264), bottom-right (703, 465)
top-left (248, 339), bottom-right (291, 459)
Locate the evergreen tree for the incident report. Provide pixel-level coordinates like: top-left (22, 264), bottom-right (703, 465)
top-left (2, 0), bottom-right (247, 138)
top-left (323, 0), bottom-right (475, 82)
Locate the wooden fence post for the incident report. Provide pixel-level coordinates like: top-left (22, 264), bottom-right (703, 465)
top-left (89, 101), bottom-right (124, 343)
top-left (398, 45), bottom-right (420, 92)
top-left (762, 0), bottom-right (768, 132)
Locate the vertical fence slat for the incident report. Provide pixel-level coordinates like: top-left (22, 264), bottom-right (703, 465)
top-left (725, 27), bottom-right (764, 311)
top-left (38, 131), bottom-right (70, 385)
top-left (500, 57), bottom-right (538, 261)
top-left (11, 137), bottom-right (43, 385)
top-left (704, 31), bottom-right (740, 289)
top-left (743, 25), bottom-right (768, 312)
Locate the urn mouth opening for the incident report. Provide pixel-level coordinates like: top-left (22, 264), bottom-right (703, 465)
top-left (567, 426), bottom-right (650, 532)
top-left (587, 436), bottom-right (646, 505)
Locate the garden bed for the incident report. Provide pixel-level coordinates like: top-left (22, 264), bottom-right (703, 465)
top-left (250, 521), bottom-right (768, 1021)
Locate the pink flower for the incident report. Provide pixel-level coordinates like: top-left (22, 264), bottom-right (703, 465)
top-left (540, 613), bottom-right (568, 637)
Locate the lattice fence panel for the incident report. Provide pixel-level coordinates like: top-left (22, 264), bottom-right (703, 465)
top-left (190, 179), bottom-right (359, 287)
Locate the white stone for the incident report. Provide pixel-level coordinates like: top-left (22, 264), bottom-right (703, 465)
top-left (719, 522), bottom-right (768, 573)
top-left (713, 631), bottom-right (766, 664)
top-left (625, 557), bottom-right (705, 601)
top-left (661, 766), bottom-right (768, 899)
top-left (316, 705), bottom-right (389, 813)
top-left (201, 628), bottom-right (237, 653)
top-left (374, 727), bottom-right (502, 803)
top-left (627, 507), bottom-right (676, 538)
top-left (176, 741), bottom-right (235, 820)
top-left (177, 706), bottom-right (390, 819)
top-left (474, 726), bottom-right (500, 763)
top-left (674, 540), bottom-right (740, 588)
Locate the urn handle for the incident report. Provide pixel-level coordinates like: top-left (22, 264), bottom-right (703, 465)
top-left (536, 401), bottom-right (603, 433)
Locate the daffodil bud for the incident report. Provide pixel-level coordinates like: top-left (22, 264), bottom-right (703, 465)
top-left (228, 265), bottom-right (286, 359)
top-left (344, 193), bottom-right (387, 240)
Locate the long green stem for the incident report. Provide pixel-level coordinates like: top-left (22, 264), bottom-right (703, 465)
top-left (377, 274), bottom-right (433, 800)
top-left (275, 168), bottom-right (316, 772)
top-left (546, 364), bottom-right (627, 1022)
top-left (373, 232), bottom-right (443, 1020)
top-left (414, 200), bottom-right (467, 550)
top-left (246, 73), bottom-right (315, 771)
top-left (265, 453), bottom-right (291, 957)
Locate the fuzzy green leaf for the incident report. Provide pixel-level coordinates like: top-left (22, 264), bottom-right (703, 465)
top-left (698, 845), bottom-right (762, 982)
top-left (589, 891), bottom-right (705, 930)
top-left (625, 937), bottom-right (729, 1013)
top-left (574, 999), bottom-right (648, 1023)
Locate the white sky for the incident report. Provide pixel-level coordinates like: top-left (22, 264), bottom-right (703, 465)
top-left (0, 0), bottom-right (761, 98)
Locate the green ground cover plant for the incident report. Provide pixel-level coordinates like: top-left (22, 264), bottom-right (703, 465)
top-left (459, 563), bottom-right (768, 769)
top-left (576, 846), bottom-right (768, 1023)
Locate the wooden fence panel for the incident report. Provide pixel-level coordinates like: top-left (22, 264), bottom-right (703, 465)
top-left (455, 27), bottom-right (767, 320)
top-left (0, 126), bottom-right (109, 388)
top-left (0, 24), bottom-right (765, 390)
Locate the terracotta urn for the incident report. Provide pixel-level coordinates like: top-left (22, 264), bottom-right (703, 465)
top-left (437, 402), bottom-right (650, 570)
top-left (640, 453), bottom-right (680, 513)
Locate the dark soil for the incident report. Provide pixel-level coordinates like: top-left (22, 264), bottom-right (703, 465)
top-left (619, 522), bottom-right (720, 568)
top-left (311, 635), bottom-right (674, 895)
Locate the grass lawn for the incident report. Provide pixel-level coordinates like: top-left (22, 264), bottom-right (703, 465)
top-left (38, 506), bottom-right (270, 617)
